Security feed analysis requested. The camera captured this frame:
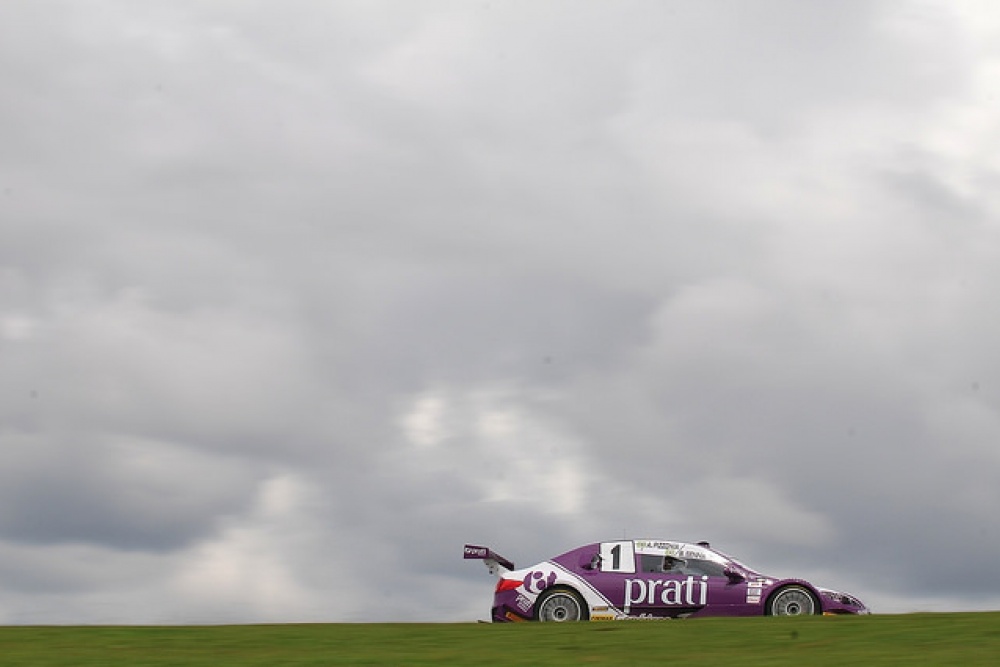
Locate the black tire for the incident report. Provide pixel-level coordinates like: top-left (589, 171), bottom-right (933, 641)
top-left (766, 585), bottom-right (819, 616)
top-left (535, 587), bottom-right (589, 622)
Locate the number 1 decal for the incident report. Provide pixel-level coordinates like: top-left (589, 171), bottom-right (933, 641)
top-left (599, 541), bottom-right (635, 573)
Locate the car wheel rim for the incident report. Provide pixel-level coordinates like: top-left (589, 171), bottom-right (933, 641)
top-left (540, 594), bottom-right (580, 622)
top-left (773, 588), bottom-right (814, 616)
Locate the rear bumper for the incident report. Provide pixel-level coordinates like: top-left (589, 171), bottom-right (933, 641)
top-left (492, 590), bottom-right (533, 622)
top-left (492, 605), bottom-right (531, 622)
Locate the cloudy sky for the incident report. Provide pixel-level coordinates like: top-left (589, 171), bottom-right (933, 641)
top-left (3, 0), bottom-right (1000, 623)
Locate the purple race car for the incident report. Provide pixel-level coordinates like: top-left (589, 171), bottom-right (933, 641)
top-left (464, 539), bottom-right (868, 621)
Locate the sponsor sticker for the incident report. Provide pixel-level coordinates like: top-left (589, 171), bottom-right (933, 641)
top-left (623, 575), bottom-right (709, 611)
top-left (523, 570), bottom-right (557, 595)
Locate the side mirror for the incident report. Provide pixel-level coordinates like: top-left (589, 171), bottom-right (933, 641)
top-left (580, 553), bottom-right (602, 570)
top-left (724, 566), bottom-right (745, 583)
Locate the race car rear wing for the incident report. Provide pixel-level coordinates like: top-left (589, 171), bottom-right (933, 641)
top-left (463, 544), bottom-right (515, 576)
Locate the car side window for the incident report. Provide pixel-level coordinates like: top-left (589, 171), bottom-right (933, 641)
top-left (639, 554), bottom-right (663, 572)
top-left (682, 558), bottom-right (727, 577)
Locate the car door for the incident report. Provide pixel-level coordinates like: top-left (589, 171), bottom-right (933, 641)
top-left (580, 542), bottom-right (701, 618)
top-left (624, 555), bottom-right (747, 618)
top-left (681, 558), bottom-right (753, 616)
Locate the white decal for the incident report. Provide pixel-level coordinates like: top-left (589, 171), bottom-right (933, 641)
top-left (600, 541), bottom-right (635, 573)
top-left (623, 575), bottom-right (709, 612)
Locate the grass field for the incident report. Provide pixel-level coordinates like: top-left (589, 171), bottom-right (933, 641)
top-left (0, 612), bottom-right (998, 666)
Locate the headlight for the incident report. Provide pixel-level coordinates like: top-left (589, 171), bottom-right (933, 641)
top-left (820, 589), bottom-right (859, 606)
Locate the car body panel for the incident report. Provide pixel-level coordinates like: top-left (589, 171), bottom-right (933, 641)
top-left (465, 539), bottom-right (868, 622)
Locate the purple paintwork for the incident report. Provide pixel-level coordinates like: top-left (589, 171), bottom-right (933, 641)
top-left (464, 539), bottom-right (868, 622)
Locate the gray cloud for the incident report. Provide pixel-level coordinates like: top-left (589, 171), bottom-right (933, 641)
top-left (3, 0), bottom-right (1000, 622)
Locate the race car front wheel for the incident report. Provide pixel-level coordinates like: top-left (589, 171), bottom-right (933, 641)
top-left (766, 585), bottom-right (819, 616)
top-left (535, 587), bottom-right (589, 622)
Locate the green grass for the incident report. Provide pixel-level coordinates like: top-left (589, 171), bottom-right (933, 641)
top-left (0, 613), bottom-right (998, 666)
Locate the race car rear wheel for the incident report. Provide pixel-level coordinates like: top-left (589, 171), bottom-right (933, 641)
top-left (766, 585), bottom-right (819, 616)
top-left (535, 587), bottom-right (589, 622)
